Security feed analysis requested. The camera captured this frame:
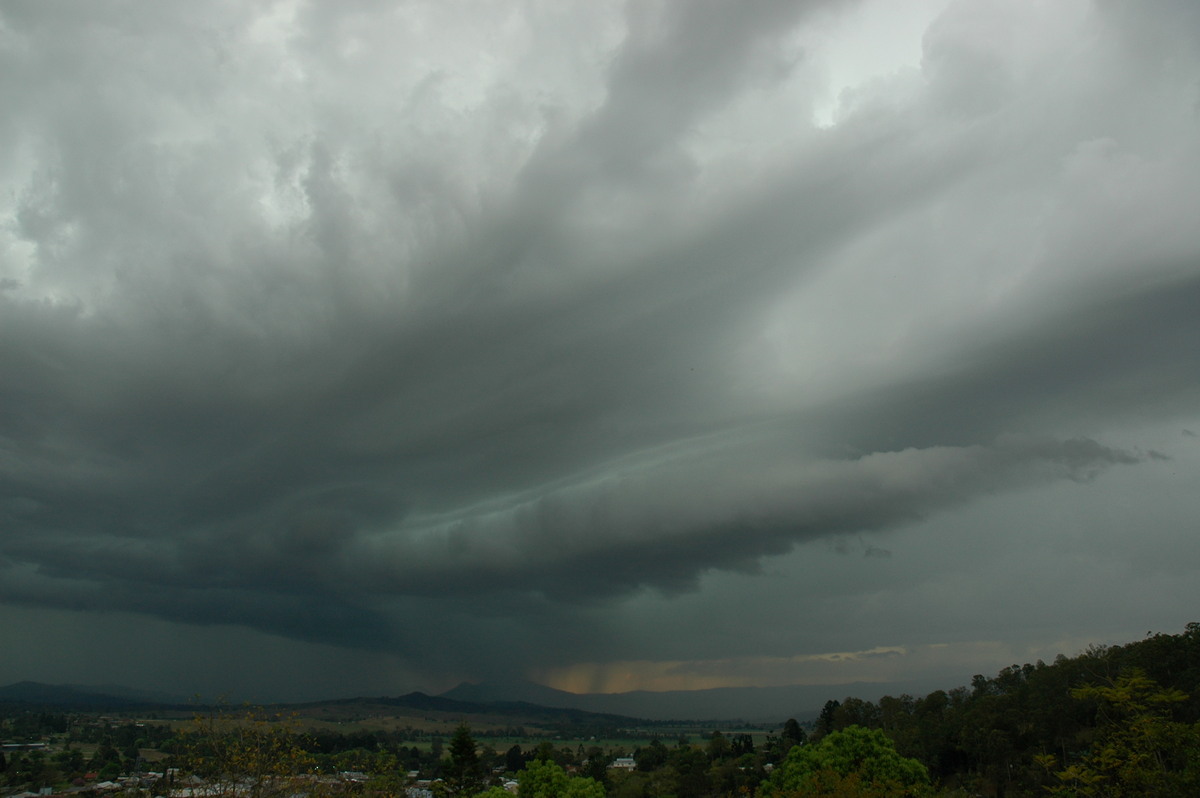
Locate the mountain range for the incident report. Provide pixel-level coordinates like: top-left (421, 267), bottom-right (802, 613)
top-left (437, 679), bottom-right (936, 722)
top-left (0, 678), bottom-right (935, 723)
top-left (0, 680), bottom-right (146, 709)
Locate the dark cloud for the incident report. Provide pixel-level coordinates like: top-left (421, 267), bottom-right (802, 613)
top-left (821, 271), bottom-right (1200, 455)
top-left (1, 0), bottom-right (1199, 693)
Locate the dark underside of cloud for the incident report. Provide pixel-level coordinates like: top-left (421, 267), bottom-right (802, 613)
top-left (1, 0), bottom-right (1199, 679)
top-left (0, 266), bottom-right (1187, 657)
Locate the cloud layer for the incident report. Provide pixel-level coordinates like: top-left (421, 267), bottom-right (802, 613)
top-left (2, 0), bottom-right (1200, 695)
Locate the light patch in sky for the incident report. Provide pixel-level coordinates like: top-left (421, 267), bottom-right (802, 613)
top-left (536, 647), bottom-right (912, 695)
top-left (531, 639), bottom-right (1105, 695)
top-left (806, 0), bottom-right (952, 127)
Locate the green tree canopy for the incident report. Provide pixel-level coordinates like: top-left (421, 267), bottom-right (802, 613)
top-left (759, 725), bottom-right (929, 797)
top-left (1043, 669), bottom-right (1200, 797)
top-left (516, 758), bottom-right (605, 798)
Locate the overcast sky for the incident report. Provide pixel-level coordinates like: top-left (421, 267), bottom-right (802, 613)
top-left (2, 0), bottom-right (1200, 703)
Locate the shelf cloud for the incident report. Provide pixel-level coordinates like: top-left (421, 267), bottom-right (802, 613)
top-left (2, 0), bottom-right (1199, 699)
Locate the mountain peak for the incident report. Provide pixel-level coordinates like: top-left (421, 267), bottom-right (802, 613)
top-left (439, 679), bottom-right (577, 707)
top-left (0, 681), bottom-right (138, 707)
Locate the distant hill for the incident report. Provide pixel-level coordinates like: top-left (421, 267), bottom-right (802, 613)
top-left (65, 683), bottom-right (191, 705)
top-left (0, 677), bottom-right (936, 723)
top-left (0, 681), bottom-right (143, 709)
top-left (0, 681), bottom-right (649, 728)
top-left (441, 680), bottom-right (585, 707)
top-left (282, 690), bottom-right (647, 727)
top-left (440, 679), bottom-right (934, 722)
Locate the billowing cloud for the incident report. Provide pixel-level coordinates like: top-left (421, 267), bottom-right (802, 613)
top-left (2, 0), bottom-right (1199, 697)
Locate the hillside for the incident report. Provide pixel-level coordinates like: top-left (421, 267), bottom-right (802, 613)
top-left (439, 679), bottom-right (935, 722)
top-left (0, 681), bottom-right (143, 709)
top-left (284, 690), bottom-right (647, 728)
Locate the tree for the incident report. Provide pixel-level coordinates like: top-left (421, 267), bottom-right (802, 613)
top-left (832, 697), bottom-right (880, 731)
top-left (445, 723), bottom-right (483, 797)
top-left (817, 700), bottom-right (841, 737)
top-left (54, 748), bottom-right (86, 777)
top-left (759, 725), bottom-right (930, 797)
top-left (532, 741), bottom-right (559, 764)
top-left (781, 718), bottom-right (807, 753)
top-left (581, 746), bottom-right (610, 784)
top-left (635, 739), bottom-right (668, 771)
top-left (505, 744), bottom-right (525, 774)
top-left (668, 745), bottom-right (710, 798)
top-left (474, 789), bottom-right (510, 798)
top-left (174, 707), bottom-right (325, 798)
top-left (517, 758), bottom-right (604, 798)
top-left (1042, 669), bottom-right (1200, 797)
top-left (707, 731), bottom-right (732, 761)
top-left (732, 732), bottom-right (755, 757)
top-left (90, 741), bottom-right (121, 770)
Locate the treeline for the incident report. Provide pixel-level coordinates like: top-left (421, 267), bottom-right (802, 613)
top-left (806, 622), bottom-right (1200, 795)
top-left (468, 624), bottom-right (1200, 796)
top-left (0, 717), bottom-right (177, 787)
top-left (4, 624), bottom-right (1199, 796)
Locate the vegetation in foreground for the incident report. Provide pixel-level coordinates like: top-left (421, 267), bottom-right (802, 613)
top-left (3, 623), bottom-right (1199, 796)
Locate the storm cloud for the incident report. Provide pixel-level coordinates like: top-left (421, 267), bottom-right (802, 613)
top-left (2, 0), bottom-right (1200, 697)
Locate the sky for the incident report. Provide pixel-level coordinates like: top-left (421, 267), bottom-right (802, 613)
top-left (2, 0), bottom-right (1200, 704)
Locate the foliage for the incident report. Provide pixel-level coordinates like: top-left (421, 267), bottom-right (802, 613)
top-left (781, 718), bottom-right (806, 749)
top-left (759, 725), bottom-right (930, 797)
top-left (1042, 669), bottom-right (1200, 796)
top-left (634, 738), bottom-right (669, 772)
top-left (817, 701), bottom-right (840, 737)
top-left (446, 723), bottom-right (484, 796)
top-left (174, 707), bottom-right (326, 798)
top-left (668, 744), bottom-right (711, 798)
top-left (5, 624), bottom-right (1200, 798)
top-left (475, 788), bottom-right (512, 798)
top-left (515, 757), bottom-right (605, 798)
top-left (792, 623), bottom-right (1200, 796)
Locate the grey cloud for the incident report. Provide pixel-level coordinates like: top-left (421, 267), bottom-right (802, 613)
top-left (565, 0), bottom-right (831, 170)
top-left (1, 0), bottom-right (1199, 685)
top-left (0, 427), bottom-right (1152, 652)
top-left (822, 271), bottom-right (1200, 457)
